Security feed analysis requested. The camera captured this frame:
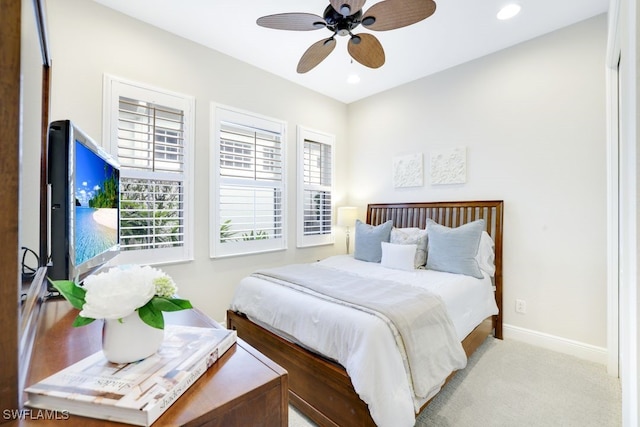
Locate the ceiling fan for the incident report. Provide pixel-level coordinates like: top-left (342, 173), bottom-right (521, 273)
top-left (256, 0), bottom-right (437, 73)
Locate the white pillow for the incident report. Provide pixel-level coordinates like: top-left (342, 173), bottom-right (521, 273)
top-left (476, 231), bottom-right (495, 276)
top-left (381, 242), bottom-right (417, 271)
top-left (390, 227), bottom-right (428, 268)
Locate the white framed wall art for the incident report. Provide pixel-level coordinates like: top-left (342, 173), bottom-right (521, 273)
top-left (393, 153), bottom-right (423, 188)
top-left (430, 147), bottom-right (466, 185)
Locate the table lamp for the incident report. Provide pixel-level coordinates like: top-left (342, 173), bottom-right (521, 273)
top-left (337, 206), bottom-right (358, 254)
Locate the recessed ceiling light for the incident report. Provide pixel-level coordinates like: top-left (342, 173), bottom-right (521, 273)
top-left (347, 73), bottom-right (360, 84)
top-left (497, 4), bottom-right (521, 20)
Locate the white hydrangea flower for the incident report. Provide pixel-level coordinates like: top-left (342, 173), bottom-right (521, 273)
top-left (154, 274), bottom-right (178, 298)
top-left (79, 265), bottom-right (156, 320)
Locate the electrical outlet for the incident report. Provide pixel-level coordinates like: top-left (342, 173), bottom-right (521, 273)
top-left (515, 299), bottom-right (527, 314)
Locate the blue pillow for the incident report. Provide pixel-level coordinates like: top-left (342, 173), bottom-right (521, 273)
top-left (354, 219), bottom-right (393, 263)
top-left (425, 219), bottom-right (485, 279)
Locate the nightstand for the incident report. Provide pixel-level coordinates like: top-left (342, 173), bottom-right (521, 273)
top-left (18, 303), bottom-right (288, 426)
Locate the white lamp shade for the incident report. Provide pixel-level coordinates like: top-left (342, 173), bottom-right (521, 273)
top-left (337, 207), bottom-right (358, 227)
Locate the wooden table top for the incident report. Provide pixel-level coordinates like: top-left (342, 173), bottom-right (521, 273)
top-left (15, 299), bottom-right (286, 426)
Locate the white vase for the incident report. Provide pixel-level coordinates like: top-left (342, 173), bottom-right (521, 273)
top-left (102, 312), bottom-right (164, 363)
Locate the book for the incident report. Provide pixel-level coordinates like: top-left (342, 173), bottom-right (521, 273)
top-left (25, 324), bottom-right (237, 426)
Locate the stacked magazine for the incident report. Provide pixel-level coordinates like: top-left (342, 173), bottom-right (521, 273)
top-left (25, 324), bottom-right (237, 426)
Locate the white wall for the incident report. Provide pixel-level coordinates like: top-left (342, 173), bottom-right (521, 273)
top-left (346, 15), bottom-right (609, 354)
top-left (29, 0), bottom-right (349, 322)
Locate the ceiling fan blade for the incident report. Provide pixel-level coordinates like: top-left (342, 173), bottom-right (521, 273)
top-left (329, 0), bottom-right (367, 16)
top-left (297, 38), bottom-right (337, 73)
top-left (257, 13), bottom-right (326, 31)
top-left (362, 0), bottom-right (436, 31)
top-left (347, 33), bottom-right (385, 69)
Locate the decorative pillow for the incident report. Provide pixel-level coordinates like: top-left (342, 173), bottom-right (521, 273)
top-left (476, 231), bottom-right (495, 276)
top-left (381, 242), bottom-right (417, 271)
top-left (425, 219), bottom-right (485, 279)
top-left (390, 227), bottom-right (428, 268)
top-left (354, 219), bottom-right (393, 263)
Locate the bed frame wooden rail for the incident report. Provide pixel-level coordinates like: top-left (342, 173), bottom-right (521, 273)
top-left (227, 200), bottom-right (504, 427)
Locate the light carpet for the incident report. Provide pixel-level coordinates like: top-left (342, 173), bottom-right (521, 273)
top-left (288, 337), bottom-right (621, 427)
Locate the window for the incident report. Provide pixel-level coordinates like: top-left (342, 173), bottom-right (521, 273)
top-left (211, 105), bottom-right (286, 257)
top-left (297, 126), bottom-right (335, 247)
top-left (103, 75), bottom-right (194, 265)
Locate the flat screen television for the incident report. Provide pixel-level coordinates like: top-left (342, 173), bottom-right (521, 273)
top-left (47, 120), bottom-right (120, 283)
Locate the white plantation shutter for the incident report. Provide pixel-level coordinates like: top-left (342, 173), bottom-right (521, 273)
top-left (211, 105), bottom-right (286, 257)
top-left (117, 98), bottom-right (184, 174)
top-left (103, 76), bottom-right (194, 265)
top-left (297, 126), bottom-right (335, 247)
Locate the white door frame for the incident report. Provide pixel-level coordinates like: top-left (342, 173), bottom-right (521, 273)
top-left (606, 1), bottom-right (638, 426)
top-left (605, 48), bottom-right (620, 378)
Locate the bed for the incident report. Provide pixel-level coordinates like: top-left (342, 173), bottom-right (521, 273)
top-left (227, 200), bottom-right (503, 427)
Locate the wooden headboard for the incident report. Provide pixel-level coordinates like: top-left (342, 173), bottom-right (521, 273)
top-left (366, 200), bottom-right (504, 339)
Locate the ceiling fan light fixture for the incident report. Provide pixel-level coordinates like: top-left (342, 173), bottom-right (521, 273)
top-left (497, 4), bottom-right (521, 20)
top-left (339, 4), bottom-right (351, 16)
top-left (362, 16), bottom-right (376, 26)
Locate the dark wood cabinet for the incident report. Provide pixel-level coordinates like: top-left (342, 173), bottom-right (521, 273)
top-left (15, 301), bottom-right (288, 426)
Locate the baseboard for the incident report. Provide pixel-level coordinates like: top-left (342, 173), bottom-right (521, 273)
top-left (503, 323), bottom-right (609, 366)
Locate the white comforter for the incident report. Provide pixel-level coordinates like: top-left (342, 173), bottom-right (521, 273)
top-left (229, 255), bottom-right (498, 427)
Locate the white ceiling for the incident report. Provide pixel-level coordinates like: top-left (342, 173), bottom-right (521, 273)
top-left (92, 0), bottom-right (609, 104)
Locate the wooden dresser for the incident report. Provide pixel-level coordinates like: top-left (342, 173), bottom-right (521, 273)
top-left (15, 300), bottom-right (288, 426)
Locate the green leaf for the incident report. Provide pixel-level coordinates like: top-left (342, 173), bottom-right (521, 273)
top-left (138, 301), bottom-right (164, 329)
top-left (151, 297), bottom-right (193, 312)
top-left (72, 315), bottom-right (95, 327)
top-left (48, 279), bottom-right (86, 310)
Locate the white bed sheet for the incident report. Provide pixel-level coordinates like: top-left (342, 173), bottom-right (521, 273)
top-left (229, 255), bottom-right (498, 427)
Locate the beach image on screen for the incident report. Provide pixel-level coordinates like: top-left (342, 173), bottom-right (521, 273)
top-left (75, 140), bottom-right (118, 266)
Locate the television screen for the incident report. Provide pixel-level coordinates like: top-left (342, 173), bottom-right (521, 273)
top-left (48, 120), bottom-right (120, 283)
top-left (73, 139), bottom-right (119, 268)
